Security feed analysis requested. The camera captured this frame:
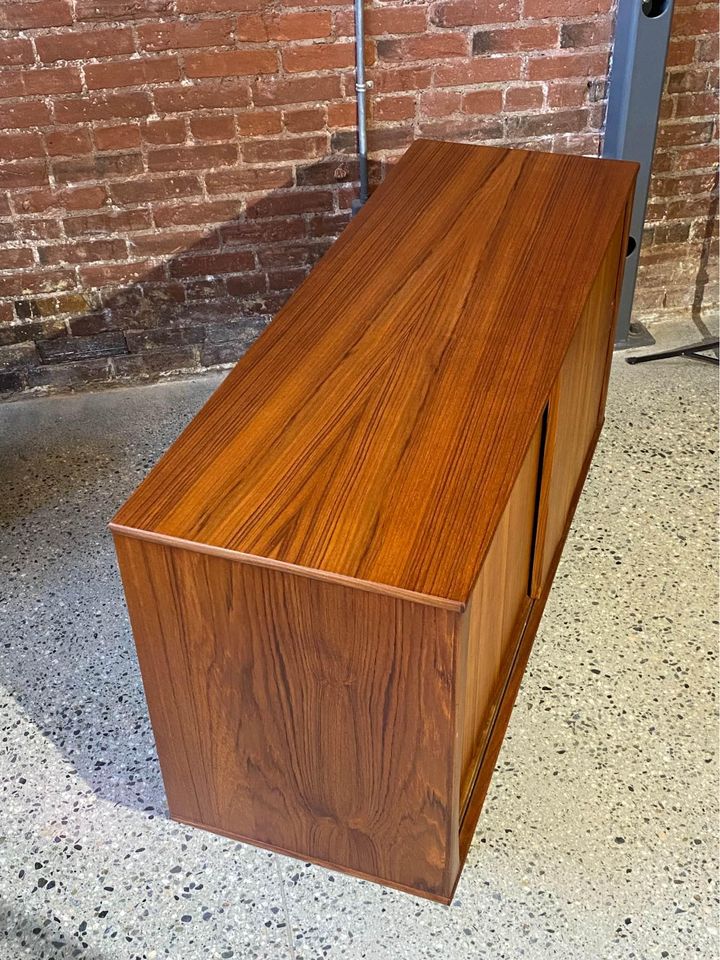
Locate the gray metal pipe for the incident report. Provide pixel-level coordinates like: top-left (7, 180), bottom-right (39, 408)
top-left (353, 0), bottom-right (369, 208)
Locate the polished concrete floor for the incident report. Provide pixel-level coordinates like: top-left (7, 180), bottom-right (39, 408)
top-left (0, 320), bottom-right (717, 960)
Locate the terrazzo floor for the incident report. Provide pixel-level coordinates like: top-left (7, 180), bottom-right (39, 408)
top-left (0, 319), bottom-right (717, 960)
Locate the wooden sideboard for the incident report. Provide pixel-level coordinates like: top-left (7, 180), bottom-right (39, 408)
top-left (111, 140), bottom-right (637, 904)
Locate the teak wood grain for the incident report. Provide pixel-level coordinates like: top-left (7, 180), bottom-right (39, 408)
top-left (111, 139), bottom-right (637, 610)
top-left (111, 140), bottom-right (637, 903)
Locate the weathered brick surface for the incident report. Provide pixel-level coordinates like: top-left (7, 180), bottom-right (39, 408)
top-left (634, 1), bottom-right (719, 327)
top-left (0, 0), bottom-right (697, 398)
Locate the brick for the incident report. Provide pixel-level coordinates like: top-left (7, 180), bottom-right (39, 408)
top-left (129, 231), bottom-right (214, 257)
top-left (461, 89), bottom-right (503, 114)
top-left (185, 50), bottom-right (278, 78)
top-left (36, 29), bottom-right (135, 64)
top-left (226, 273), bottom-right (266, 296)
top-left (667, 68), bottom-right (716, 93)
top-left (13, 218), bottom-right (63, 241)
top-left (284, 107), bottom-right (326, 134)
top-left (110, 175), bottom-right (201, 204)
top-left (64, 209), bottom-right (153, 237)
top-left (169, 251), bottom-right (256, 278)
top-left (85, 57), bottom-right (180, 91)
top-left (253, 75), bottom-right (342, 106)
top-left (221, 218), bottom-right (306, 244)
top-left (0, 1), bottom-right (72, 29)
top-left (0, 340), bottom-right (37, 370)
top-left (125, 326), bottom-right (206, 351)
top-left (672, 6), bottom-right (717, 37)
top-left (673, 91), bottom-right (719, 118)
top-left (0, 101), bottom-right (52, 130)
top-left (0, 66), bottom-right (81, 100)
top-left (148, 143), bottom-right (237, 172)
top-left (243, 134), bottom-right (326, 164)
top-left (420, 117), bottom-right (503, 140)
top-left (236, 111), bottom-right (283, 136)
top-left (660, 143), bottom-right (718, 172)
top-left (327, 101), bottom-right (357, 127)
top-left (419, 89), bottom-right (461, 118)
top-left (560, 20), bottom-right (613, 49)
top-left (373, 65), bottom-right (433, 94)
top-left (0, 160), bottom-right (49, 189)
top-left (266, 11), bottom-right (332, 40)
top-left (94, 124), bottom-right (143, 151)
top-left (68, 313), bottom-right (121, 337)
top-left (138, 19), bottom-right (235, 51)
top-left (695, 35), bottom-right (719, 64)
top-left (504, 85), bottom-right (544, 111)
top-left (373, 96), bottom-right (417, 122)
top-left (0, 132), bottom-right (44, 160)
top-left (190, 115), bottom-right (236, 141)
top-left (651, 172), bottom-right (718, 198)
top-left (78, 260), bottom-right (165, 287)
top-left (377, 34), bottom-right (467, 62)
top-left (205, 166), bottom-right (292, 194)
top-left (247, 189), bottom-right (333, 219)
top-left (0, 247), bottom-right (34, 270)
top-left (364, 6), bottom-right (427, 36)
top-left (267, 266), bottom-right (307, 291)
top-left (75, 0), bottom-right (173, 21)
top-left (154, 80), bottom-right (251, 113)
top-left (547, 81), bottom-right (588, 109)
top-left (0, 368), bottom-right (24, 393)
top-left (13, 185), bottom-right (109, 215)
top-left (307, 211), bottom-right (351, 238)
top-left (523, 0), bottom-right (611, 17)
top-left (666, 38), bottom-right (696, 67)
top-left (38, 239), bottom-right (128, 265)
top-left (473, 25), bottom-right (559, 54)
top-left (526, 51), bottom-right (609, 80)
top-left (177, 0), bottom-right (265, 11)
top-left (153, 199), bottom-right (242, 227)
top-left (655, 120), bottom-right (715, 148)
top-left (142, 119), bottom-right (186, 145)
top-left (332, 125), bottom-right (413, 153)
top-left (37, 331), bottom-right (126, 364)
top-left (433, 56), bottom-right (522, 86)
top-left (54, 92), bottom-right (153, 124)
top-left (52, 153), bottom-right (143, 185)
top-left (45, 128), bottom-right (94, 157)
top-left (430, 0), bottom-right (519, 28)
top-left (0, 268), bottom-right (73, 298)
top-left (506, 108), bottom-right (590, 139)
top-left (234, 14), bottom-right (267, 41)
top-left (0, 40), bottom-right (34, 68)
top-left (283, 42), bottom-right (357, 73)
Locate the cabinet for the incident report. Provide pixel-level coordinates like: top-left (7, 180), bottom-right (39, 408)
top-left (111, 140), bottom-right (636, 903)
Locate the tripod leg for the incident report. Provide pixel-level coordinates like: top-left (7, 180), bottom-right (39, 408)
top-left (626, 339), bottom-right (719, 365)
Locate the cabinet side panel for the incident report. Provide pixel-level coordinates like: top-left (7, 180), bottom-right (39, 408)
top-left (541, 220), bottom-right (624, 585)
top-left (459, 418), bottom-right (542, 813)
top-left (113, 534), bottom-right (458, 899)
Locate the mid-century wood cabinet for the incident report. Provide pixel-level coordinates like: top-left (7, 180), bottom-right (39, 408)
top-left (111, 140), bottom-right (637, 903)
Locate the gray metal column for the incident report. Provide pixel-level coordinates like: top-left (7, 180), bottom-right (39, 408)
top-left (603, 0), bottom-right (675, 346)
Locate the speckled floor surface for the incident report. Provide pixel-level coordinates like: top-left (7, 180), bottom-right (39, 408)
top-left (0, 319), bottom-right (717, 960)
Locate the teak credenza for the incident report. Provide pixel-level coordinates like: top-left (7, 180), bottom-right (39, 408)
top-left (111, 140), bottom-right (637, 903)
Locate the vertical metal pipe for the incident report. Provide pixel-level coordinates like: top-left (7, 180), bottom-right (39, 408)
top-left (353, 0), bottom-right (369, 208)
top-left (603, 0), bottom-right (675, 346)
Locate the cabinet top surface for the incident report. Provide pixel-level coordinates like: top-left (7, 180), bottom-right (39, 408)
top-left (112, 140), bottom-right (636, 609)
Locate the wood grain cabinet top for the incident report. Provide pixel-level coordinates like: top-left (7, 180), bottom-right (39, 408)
top-left (112, 140), bottom-right (637, 903)
top-left (112, 140), bottom-right (636, 610)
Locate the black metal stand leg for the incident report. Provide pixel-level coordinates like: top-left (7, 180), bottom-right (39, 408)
top-left (626, 338), bottom-right (719, 366)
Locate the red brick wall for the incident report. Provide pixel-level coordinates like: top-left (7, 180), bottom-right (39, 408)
top-left (0, 0), bottom-right (618, 396)
top-left (635, 0), bottom-right (718, 327)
